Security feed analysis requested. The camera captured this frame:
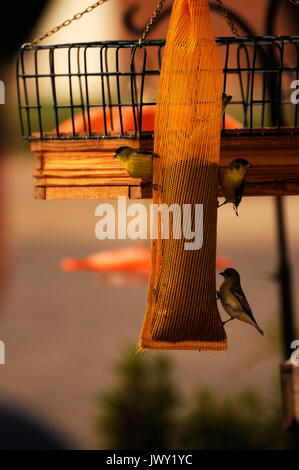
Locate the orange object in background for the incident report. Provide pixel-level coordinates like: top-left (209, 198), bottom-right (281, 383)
top-left (61, 247), bottom-right (231, 288)
top-left (61, 246), bottom-right (151, 275)
top-left (224, 113), bottom-right (243, 129)
top-left (58, 105), bottom-right (157, 134)
top-left (58, 105), bottom-right (242, 135)
top-left (61, 246), bottom-right (151, 288)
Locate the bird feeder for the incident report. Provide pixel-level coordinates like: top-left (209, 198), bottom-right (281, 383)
top-left (17, 34), bottom-right (299, 199)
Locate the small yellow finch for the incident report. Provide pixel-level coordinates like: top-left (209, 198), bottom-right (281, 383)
top-left (218, 158), bottom-right (250, 216)
top-left (217, 268), bottom-right (264, 335)
top-left (114, 96), bottom-right (232, 183)
top-left (113, 146), bottom-right (159, 183)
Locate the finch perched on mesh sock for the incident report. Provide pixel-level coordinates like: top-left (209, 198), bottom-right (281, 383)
top-left (113, 146), bottom-right (159, 183)
top-left (218, 158), bottom-right (250, 216)
top-left (217, 268), bottom-right (264, 336)
top-left (114, 95), bottom-right (231, 183)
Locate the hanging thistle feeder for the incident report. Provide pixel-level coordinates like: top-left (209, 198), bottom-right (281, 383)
top-left (139, 0), bottom-right (227, 350)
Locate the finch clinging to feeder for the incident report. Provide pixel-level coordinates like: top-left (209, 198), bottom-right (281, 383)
top-left (217, 268), bottom-right (264, 336)
top-left (218, 158), bottom-right (250, 216)
top-left (113, 96), bottom-right (231, 183)
top-left (113, 146), bottom-right (159, 183)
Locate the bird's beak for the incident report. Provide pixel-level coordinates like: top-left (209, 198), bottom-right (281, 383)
top-left (113, 153), bottom-right (117, 159)
top-left (247, 163), bottom-right (251, 168)
top-left (219, 272), bottom-right (224, 276)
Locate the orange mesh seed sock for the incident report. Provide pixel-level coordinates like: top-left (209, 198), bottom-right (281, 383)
top-left (139, 0), bottom-right (227, 351)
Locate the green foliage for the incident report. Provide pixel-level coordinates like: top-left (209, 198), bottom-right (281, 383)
top-left (97, 349), bottom-right (179, 449)
top-left (96, 348), bottom-right (295, 450)
top-left (177, 389), bottom-right (290, 450)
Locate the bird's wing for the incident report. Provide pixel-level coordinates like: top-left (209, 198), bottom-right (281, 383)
top-left (229, 283), bottom-right (257, 323)
top-left (135, 150), bottom-right (160, 159)
top-left (235, 179), bottom-right (245, 208)
top-left (136, 150), bottom-right (154, 157)
top-left (128, 151), bottom-right (153, 182)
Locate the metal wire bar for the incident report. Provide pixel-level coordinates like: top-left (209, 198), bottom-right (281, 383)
top-left (77, 48), bottom-right (87, 133)
top-left (68, 47), bottom-right (76, 136)
top-left (16, 36), bottom-right (299, 140)
top-left (34, 49), bottom-right (43, 138)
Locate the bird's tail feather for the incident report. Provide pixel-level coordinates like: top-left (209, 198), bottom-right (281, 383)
top-left (233, 205), bottom-right (239, 217)
top-left (255, 324), bottom-right (264, 336)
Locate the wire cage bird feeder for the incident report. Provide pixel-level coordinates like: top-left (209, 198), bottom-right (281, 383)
top-left (17, 34), bottom-right (299, 199)
top-left (16, 0), bottom-right (299, 424)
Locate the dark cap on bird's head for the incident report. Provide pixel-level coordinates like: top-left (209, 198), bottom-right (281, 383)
top-left (219, 268), bottom-right (241, 282)
top-left (113, 146), bottom-right (131, 159)
top-left (229, 158), bottom-right (251, 170)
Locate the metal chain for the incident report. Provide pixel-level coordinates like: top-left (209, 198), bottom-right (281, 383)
top-left (27, 0), bottom-right (110, 46)
top-left (216, 0), bottom-right (298, 36)
top-left (215, 0), bottom-right (239, 37)
top-left (25, 0), bottom-right (298, 47)
top-left (139, 0), bottom-right (166, 46)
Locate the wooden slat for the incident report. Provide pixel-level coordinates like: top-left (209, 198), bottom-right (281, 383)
top-left (34, 165), bottom-right (299, 182)
top-left (130, 185), bottom-right (152, 199)
top-left (243, 182), bottom-right (299, 196)
top-left (35, 186), bottom-right (129, 200)
top-left (30, 133), bottom-right (154, 153)
top-left (129, 182), bottom-right (299, 199)
top-left (33, 182), bottom-right (299, 200)
top-left (34, 187), bottom-right (46, 199)
top-left (33, 176), bottom-right (141, 187)
top-left (31, 130), bottom-right (299, 200)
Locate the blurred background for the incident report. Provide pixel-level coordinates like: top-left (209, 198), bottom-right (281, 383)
top-left (0, 0), bottom-right (299, 449)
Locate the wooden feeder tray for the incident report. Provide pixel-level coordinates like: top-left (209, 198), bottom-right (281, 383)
top-left (17, 36), bottom-right (299, 199)
top-left (31, 128), bottom-right (299, 199)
